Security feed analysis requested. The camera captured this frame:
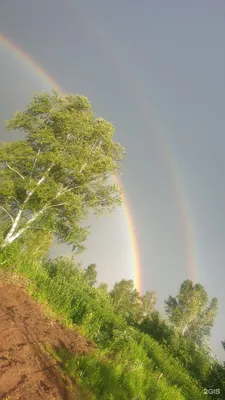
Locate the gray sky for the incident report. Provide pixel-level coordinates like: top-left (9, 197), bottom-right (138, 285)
top-left (0, 0), bottom-right (225, 360)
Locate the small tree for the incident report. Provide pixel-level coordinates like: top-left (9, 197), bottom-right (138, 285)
top-left (165, 280), bottom-right (218, 346)
top-left (141, 291), bottom-right (157, 317)
top-left (110, 279), bottom-right (136, 312)
top-left (84, 263), bottom-right (97, 286)
top-left (110, 279), bottom-right (142, 322)
top-left (0, 90), bottom-right (125, 252)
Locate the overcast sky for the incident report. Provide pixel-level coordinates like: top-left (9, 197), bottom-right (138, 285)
top-left (0, 0), bottom-right (225, 360)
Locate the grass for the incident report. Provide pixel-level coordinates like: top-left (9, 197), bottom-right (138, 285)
top-left (0, 250), bottom-right (206, 400)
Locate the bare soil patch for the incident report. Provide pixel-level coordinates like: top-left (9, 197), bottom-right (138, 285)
top-left (0, 272), bottom-right (95, 399)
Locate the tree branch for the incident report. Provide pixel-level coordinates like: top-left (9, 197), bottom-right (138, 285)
top-left (1, 201), bottom-right (67, 248)
top-left (79, 139), bottom-right (101, 173)
top-left (0, 206), bottom-right (14, 222)
top-left (2, 162), bottom-right (55, 244)
top-left (30, 148), bottom-right (41, 181)
top-left (53, 174), bottom-right (107, 201)
top-left (156, 373), bottom-right (163, 385)
top-left (13, 198), bottom-right (21, 205)
top-left (6, 162), bottom-right (25, 180)
top-left (42, 202), bottom-right (67, 211)
top-left (35, 162), bottom-right (54, 187)
top-left (32, 226), bottom-right (57, 234)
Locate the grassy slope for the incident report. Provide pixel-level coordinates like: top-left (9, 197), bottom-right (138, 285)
top-left (0, 248), bottom-right (206, 400)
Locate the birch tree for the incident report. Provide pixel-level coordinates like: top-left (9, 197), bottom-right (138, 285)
top-left (110, 279), bottom-right (156, 322)
top-left (141, 290), bottom-right (157, 317)
top-left (165, 280), bottom-right (218, 346)
top-left (0, 90), bottom-right (125, 252)
top-left (110, 279), bottom-right (142, 320)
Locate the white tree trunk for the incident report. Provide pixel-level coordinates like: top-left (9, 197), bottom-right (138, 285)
top-left (1, 201), bottom-right (66, 249)
top-left (1, 164), bottom-right (54, 249)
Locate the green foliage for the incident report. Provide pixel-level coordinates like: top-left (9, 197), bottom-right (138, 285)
top-left (84, 263), bottom-right (97, 286)
top-left (136, 333), bottom-right (205, 399)
top-left (138, 312), bottom-right (213, 385)
top-left (48, 334), bottom-right (186, 400)
top-left (49, 348), bottom-right (131, 400)
top-left (0, 91), bottom-right (221, 399)
top-left (141, 290), bottom-right (157, 317)
top-left (19, 229), bottom-right (53, 261)
top-left (207, 359), bottom-right (225, 396)
top-left (165, 280), bottom-right (218, 346)
top-left (203, 341), bottom-right (225, 396)
top-left (168, 333), bottom-right (213, 384)
top-left (138, 311), bottom-right (174, 344)
top-left (0, 254), bottom-right (207, 399)
top-left (110, 279), bottom-right (156, 324)
top-left (0, 90), bottom-right (125, 251)
top-left (98, 282), bottom-right (108, 292)
top-left (110, 279), bottom-right (138, 315)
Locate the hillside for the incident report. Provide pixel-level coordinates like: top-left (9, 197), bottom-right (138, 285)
top-left (0, 272), bottom-right (94, 399)
top-left (0, 91), bottom-right (224, 399)
top-left (0, 258), bottom-right (211, 400)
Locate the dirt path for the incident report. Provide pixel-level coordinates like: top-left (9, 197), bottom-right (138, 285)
top-left (0, 274), bottom-right (94, 399)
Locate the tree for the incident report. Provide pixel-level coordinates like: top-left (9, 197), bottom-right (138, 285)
top-left (141, 290), bottom-right (157, 317)
top-left (110, 280), bottom-right (157, 323)
top-left (110, 279), bottom-right (145, 323)
top-left (110, 279), bottom-right (135, 312)
top-left (165, 280), bottom-right (218, 346)
top-left (84, 263), bottom-right (97, 286)
top-left (98, 282), bottom-right (108, 292)
top-left (42, 256), bottom-right (82, 280)
top-left (190, 297), bottom-right (218, 347)
top-left (0, 90), bottom-right (125, 252)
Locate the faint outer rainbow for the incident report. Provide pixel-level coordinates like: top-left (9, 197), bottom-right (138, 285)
top-left (57, 4), bottom-right (198, 284)
top-left (0, 32), bottom-right (142, 292)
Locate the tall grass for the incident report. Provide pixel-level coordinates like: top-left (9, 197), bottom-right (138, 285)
top-left (0, 247), bottom-right (206, 399)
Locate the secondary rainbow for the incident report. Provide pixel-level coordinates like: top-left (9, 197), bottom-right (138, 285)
top-left (0, 32), bottom-right (142, 292)
top-left (57, 5), bottom-right (199, 284)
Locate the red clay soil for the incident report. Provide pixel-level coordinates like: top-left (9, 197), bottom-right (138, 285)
top-left (0, 273), bottom-right (95, 400)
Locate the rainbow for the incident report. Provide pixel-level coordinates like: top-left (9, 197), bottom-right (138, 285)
top-left (0, 32), bottom-right (143, 291)
top-left (54, 4), bottom-right (199, 285)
